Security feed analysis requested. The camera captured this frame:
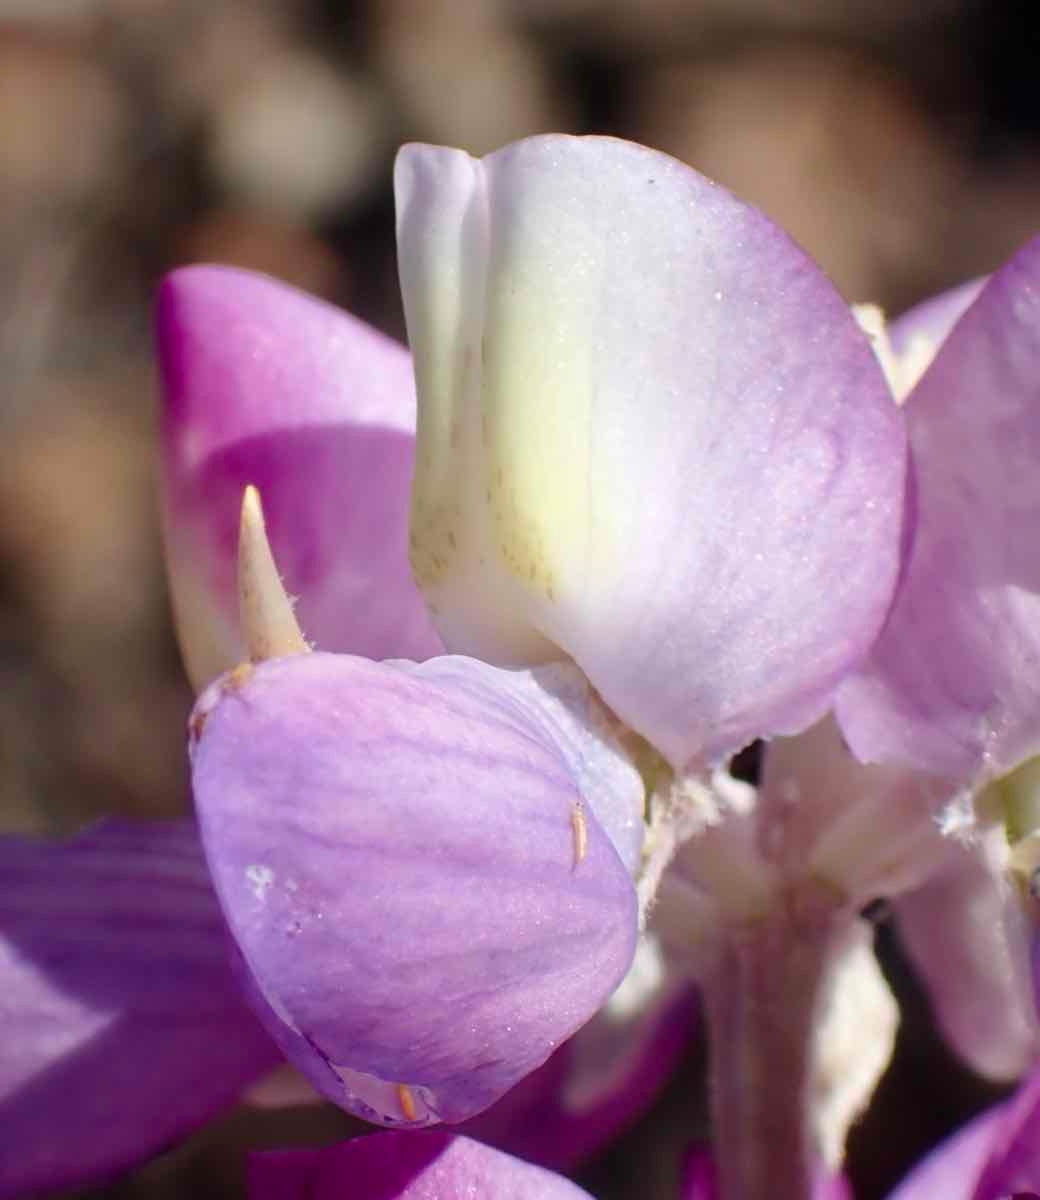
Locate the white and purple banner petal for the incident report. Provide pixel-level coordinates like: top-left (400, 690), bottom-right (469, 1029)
top-left (397, 134), bottom-right (906, 771)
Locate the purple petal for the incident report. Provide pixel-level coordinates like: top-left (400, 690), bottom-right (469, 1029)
top-left (247, 1132), bottom-right (594, 1200)
top-left (190, 652), bottom-right (639, 1126)
top-left (680, 1147), bottom-right (719, 1200)
top-left (889, 278), bottom-right (985, 367)
top-left (972, 1066), bottom-right (1040, 1199)
top-left (885, 1107), bottom-right (1003, 1200)
top-left (157, 265), bottom-right (441, 689)
top-left (397, 134), bottom-right (906, 769)
top-left (887, 1067), bottom-right (1040, 1199)
top-left (837, 237), bottom-right (1040, 779)
top-left (893, 837), bottom-right (1040, 1081)
top-left (0, 819), bottom-right (279, 1198)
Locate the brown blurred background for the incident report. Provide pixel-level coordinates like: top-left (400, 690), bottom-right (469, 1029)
top-left (0, 0), bottom-right (1035, 1196)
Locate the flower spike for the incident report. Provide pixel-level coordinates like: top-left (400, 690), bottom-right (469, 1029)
top-left (238, 484), bottom-right (310, 663)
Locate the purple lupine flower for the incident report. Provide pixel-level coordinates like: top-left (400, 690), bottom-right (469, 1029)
top-left (0, 133), bottom-right (908, 1195)
top-left (835, 239), bottom-right (1040, 1074)
top-left (388, 139), bottom-right (905, 1192)
top-left (184, 134), bottom-right (903, 1133)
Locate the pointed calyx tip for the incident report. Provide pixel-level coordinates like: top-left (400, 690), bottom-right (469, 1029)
top-left (238, 485), bottom-right (310, 664)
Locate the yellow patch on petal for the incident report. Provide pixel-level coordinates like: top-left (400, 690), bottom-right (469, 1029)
top-left (479, 233), bottom-right (598, 603)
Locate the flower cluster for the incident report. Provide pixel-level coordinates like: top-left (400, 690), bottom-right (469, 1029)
top-left (3, 133), bottom-right (1040, 1200)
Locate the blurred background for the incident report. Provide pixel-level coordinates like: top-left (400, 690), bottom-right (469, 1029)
top-left (0, 0), bottom-right (1036, 1196)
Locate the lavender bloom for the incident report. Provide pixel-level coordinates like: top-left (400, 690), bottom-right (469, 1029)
top-left (1, 133), bottom-right (909, 1195)
top-left (837, 241), bottom-right (1040, 1078)
top-left (159, 136), bottom-right (904, 1139)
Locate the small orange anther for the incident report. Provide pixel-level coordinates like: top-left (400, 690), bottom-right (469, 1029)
top-left (396, 1083), bottom-right (418, 1121)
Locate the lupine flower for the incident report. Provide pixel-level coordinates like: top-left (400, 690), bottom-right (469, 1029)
top-left (1, 133), bottom-right (909, 1196)
top-left (837, 240), bottom-right (1040, 1077)
top-left (183, 134), bottom-right (903, 1138)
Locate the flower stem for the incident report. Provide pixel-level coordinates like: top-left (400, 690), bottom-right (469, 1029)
top-left (701, 909), bottom-right (837, 1200)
